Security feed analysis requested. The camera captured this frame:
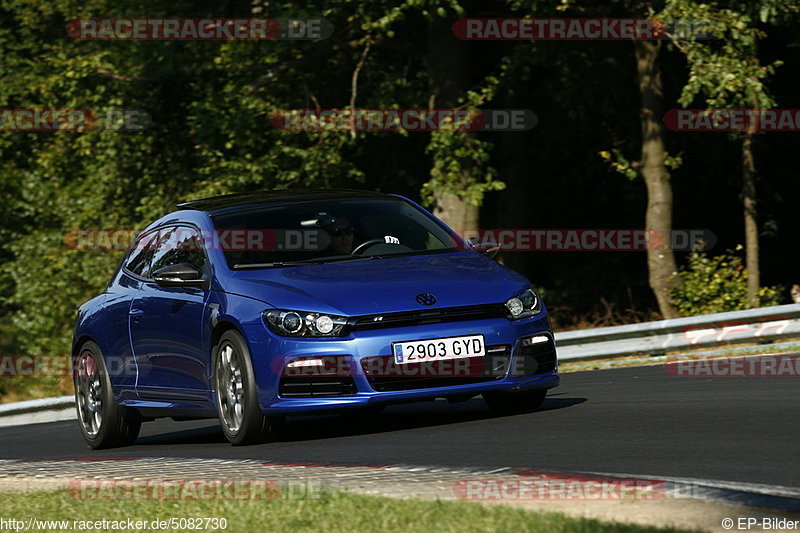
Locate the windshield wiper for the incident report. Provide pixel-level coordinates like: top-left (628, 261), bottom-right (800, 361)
top-left (233, 260), bottom-right (321, 269)
top-left (233, 256), bottom-right (382, 270)
top-left (320, 255), bottom-right (383, 264)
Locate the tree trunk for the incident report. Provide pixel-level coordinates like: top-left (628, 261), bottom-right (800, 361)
top-left (433, 191), bottom-right (479, 232)
top-left (634, 40), bottom-right (682, 318)
top-left (424, 18), bottom-right (479, 231)
top-left (742, 130), bottom-right (760, 306)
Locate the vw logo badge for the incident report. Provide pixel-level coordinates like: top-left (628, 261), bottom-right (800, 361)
top-left (416, 293), bottom-right (436, 306)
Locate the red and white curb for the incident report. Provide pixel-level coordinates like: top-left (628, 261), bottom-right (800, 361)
top-left (0, 457), bottom-right (798, 513)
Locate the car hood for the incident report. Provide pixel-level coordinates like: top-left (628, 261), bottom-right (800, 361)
top-left (222, 251), bottom-right (531, 316)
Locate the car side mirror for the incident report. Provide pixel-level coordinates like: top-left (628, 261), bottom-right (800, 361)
top-left (481, 244), bottom-right (501, 260)
top-left (467, 237), bottom-right (501, 261)
top-left (152, 263), bottom-right (207, 289)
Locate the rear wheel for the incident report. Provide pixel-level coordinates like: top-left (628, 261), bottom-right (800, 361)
top-left (74, 341), bottom-right (141, 449)
top-left (214, 330), bottom-right (273, 445)
top-left (483, 389), bottom-right (547, 414)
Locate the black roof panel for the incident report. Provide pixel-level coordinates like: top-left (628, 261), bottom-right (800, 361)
top-left (176, 189), bottom-right (391, 213)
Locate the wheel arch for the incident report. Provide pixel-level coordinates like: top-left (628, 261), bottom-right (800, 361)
top-left (208, 320), bottom-right (248, 380)
top-left (210, 320), bottom-right (242, 354)
top-left (73, 335), bottom-right (98, 356)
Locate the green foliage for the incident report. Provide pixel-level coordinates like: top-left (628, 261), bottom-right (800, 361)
top-left (662, 0), bottom-right (782, 111)
top-left (599, 0), bottom-right (794, 181)
top-left (420, 58), bottom-right (515, 207)
top-left (671, 249), bottom-right (782, 316)
top-left (0, 0), bottom-right (507, 375)
top-left (421, 129), bottom-right (504, 207)
top-left (599, 149), bottom-right (682, 181)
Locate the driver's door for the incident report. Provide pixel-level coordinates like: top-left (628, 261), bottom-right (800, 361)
top-left (130, 225), bottom-right (211, 402)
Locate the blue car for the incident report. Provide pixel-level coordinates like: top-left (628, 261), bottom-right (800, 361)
top-left (72, 190), bottom-right (558, 448)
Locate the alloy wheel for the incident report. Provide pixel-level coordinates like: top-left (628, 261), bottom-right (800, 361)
top-left (216, 342), bottom-right (245, 433)
top-left (76, 352), bottom-right (104, 438)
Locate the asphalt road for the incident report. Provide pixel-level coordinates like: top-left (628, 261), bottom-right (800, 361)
top-left (2, 365), bottom-right (798, 488)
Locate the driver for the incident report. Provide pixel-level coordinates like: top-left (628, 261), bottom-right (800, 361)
top-left (322, 216), bottom-right (355, 255)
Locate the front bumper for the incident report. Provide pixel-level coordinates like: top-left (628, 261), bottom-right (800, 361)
top-left (243, 313), bottom-right (558, 414)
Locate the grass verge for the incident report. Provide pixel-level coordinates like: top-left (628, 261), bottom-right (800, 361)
top-left (0, 489), bottom-right (702, 533)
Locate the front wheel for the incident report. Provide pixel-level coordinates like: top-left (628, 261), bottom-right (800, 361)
top-left (213, 330), bottom-right (273, 445)
top-left (74, 341), bottom-right (141, 449)
top-left (483, 389), bottom-right (547, 414)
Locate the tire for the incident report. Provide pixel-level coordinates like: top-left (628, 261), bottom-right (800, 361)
top-left (483, 389), bottom-right (547, 414)
top-left (213, 330), bottom-right (273, 445)
top-left (73, 341), bottom-right (141, 449)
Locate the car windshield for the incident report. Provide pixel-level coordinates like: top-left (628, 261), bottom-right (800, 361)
top-left (211, 197), bottom-right (463, 269)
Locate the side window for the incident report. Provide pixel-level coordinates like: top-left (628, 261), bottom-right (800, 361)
top-left (125, 231), bottom-right (160, 278)
top-left (149, 226), bottom-right (207, 275)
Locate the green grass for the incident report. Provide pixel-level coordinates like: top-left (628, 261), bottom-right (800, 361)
top-left (0, 489), bottom-right (702, 533)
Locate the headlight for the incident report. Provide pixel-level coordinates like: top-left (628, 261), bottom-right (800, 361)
top-left (263, 309), bottom-right (348, 337)
top-left (505, 288), bottom-right (542, 319)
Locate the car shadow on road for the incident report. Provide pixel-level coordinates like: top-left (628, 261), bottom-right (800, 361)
top-left (134, 395), bottom-right (587, 446)
top-left (135, 424), bottom-right (228, 445)
top-left (536, 393), bottom-right (587, 413)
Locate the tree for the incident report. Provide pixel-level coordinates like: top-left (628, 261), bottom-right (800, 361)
top-left (662, 0), bottom-right (788, 307)
top-left (633, 38), bottom-right (683, 318)
top-left (420, 14), bottom-right (507, 231)
top-left (592, 0), bottom-right (685, 318)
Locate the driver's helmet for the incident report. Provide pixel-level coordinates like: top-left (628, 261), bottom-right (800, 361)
top-left (307, 213), bottom-right (354, 236)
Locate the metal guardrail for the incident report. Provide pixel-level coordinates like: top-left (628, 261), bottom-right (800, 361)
top-left (0, 395), bottom-right (75, 428)
top-left (554, 303), bottom-right (800, 361)
top-left (0, 396), bottom-right (74, 416)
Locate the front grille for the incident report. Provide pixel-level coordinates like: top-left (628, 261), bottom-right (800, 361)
top-left (512, 334), bottom-right (557, 377)
top-left (348, 304), bottom-right (507, 332)
top-left (361, 345), bottom-right (511, 392)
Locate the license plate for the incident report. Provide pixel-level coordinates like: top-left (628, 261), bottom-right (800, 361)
top-left (392, 335), bottom-right (486, 365)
